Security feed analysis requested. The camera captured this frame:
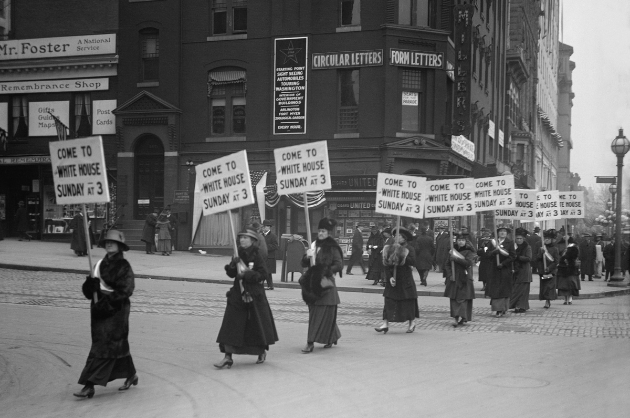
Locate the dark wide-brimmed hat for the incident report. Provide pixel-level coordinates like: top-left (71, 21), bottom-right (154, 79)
top-left (318, 217), bottom-right (337, 231)
top-left (534, 227), bottom-right (541, 233)
top-left (497, 225), bottom-right (512, 233)
top-left (103, 229), bottom-right (129, 251)
top-left (543, 229), bottom-right (557, 239)
top-left (455, 233), bottom-right (469, 240)
top-left (514, 227), bottom-right (529, 237)
top-left (251, 222), bottom-right (261, 230)
top-left (237, 228), bottom-right (259, 241)
top-left (382, 227), bottom-right (392, 236)
top-left (262, 219), bottom-right (273, 227)
top-left (392, 227), bottom-right (413, 241)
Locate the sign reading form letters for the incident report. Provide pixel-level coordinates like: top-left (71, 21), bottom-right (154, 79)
top-left (424, 178), bottom-right (476, 218)
top-left (536, 190), bottom-right (561, 221)
top-left (196, 150), bottom-right (254, 217)
top-left (473, 175), bottom-right (516, 211)
top-left (274, 140), bottom-right (331, 195)
top-left (49, 136), bottom-right (110, 204)
top-left (495, 189), bottom-right (537, 222)
top-left (559, 191), bottom-right (585, 219)
top-left (375, 173), bottom-right (426, 217)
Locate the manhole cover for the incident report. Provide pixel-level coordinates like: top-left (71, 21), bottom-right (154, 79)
top-left (478, 375), bottom-right (549, 388)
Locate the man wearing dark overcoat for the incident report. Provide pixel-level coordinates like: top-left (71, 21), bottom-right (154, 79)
top-left (140, 208), bottom-right (158, 254)
top-left (434, 226), bottom-right (450, 273)
top-left (346, 225), bottom-right (366, 275)
top-left (484, 226), bottom-right (515, 316)
top-left (526, 227), bottom-right (542, 275)
top-left (578, 233), bottom-right (596, 281)
top-left (414, 228), bottom-right (435, 286)
top-left (14, 201), bottom-right (31, 241)
top-left (262, 219), bottom-right (278, 290)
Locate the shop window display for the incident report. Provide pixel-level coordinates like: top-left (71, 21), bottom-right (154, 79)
top-left (43, 184), bottom-right (106, 234)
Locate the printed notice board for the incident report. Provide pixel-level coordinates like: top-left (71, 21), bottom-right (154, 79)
top-left (536, 190), bottom-right (561, 221)
top-left (473, 175), bottom-right (516, 211)
top-left (274, 141), bottom-right (331, 195)
top-left (375, 173), bottom-right (426, 217)
top-left (495, 189), bottom-right (537, 222)
top-left (424, 178), bottom-right (476, 218)
top-left (559, 191), bottom-right (585, 219)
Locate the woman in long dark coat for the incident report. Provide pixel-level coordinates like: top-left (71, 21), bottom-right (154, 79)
top-left (366, 225), bottom-right (384, 285)
top-left (74, 230), bottom-right (137, 398)
top-left (536, 229), bottom-right (559, 309)
top-left (484, 226), bottom-right (515, 317)
top-left (557, 236), bottom-right (580, 305)
top-left (70, 212), bottom-right (93, 256)
top-left (14, 201), bottom-right (31, 241)
top-left (510, 228), bottom-right (532, 313)
top-left (214, 228), bottom-right (278, 368)
top-left (375, 227), bottom-right (419, 334)
top-left (299, 218), bottom-right (343, 352)
top-left (476, 231), bottom-right (494, 291)
top-left (414, 229), bottom-right (435, 287)
top-left (603, 238), bottom-right (616, 281)
top-left (444, 234), bottom-right (476, 327)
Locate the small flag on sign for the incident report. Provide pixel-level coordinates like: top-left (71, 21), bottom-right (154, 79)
top-left (48, 111), bottom-right (68, 141)
top-left (0, 128), bottom-right (7, 151)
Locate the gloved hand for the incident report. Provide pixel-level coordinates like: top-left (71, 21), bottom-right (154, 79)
top-left (85, 276), bottom-right (100, 292)
top-left (231, 256), bottom-right (240, 264)
top-left (497, 264), bottom-right (503, 270)
top-left (389, 277), bottom-right (396, 287)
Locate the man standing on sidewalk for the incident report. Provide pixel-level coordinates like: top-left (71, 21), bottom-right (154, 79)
top-left (14, 201), bottom-right (31, 241)
top-left (346, 224), bottom-right (366, 275)
top-left (262, 219), bottom-right (278, 290)
top-left (141, 208), bottom-right (158, 254)
top-left (579, 233), bottom-right (596, 281)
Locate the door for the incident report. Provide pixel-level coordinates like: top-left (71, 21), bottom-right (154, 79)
top-left (134, 135), bottom-right (164, 219)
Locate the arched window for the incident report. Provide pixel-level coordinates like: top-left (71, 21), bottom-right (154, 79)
top-left (208, 67), bottom-right (246, 136)
top-left (140, 28), bottom-right (159, 81)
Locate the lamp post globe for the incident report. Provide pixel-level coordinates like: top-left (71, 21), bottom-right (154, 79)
top-left (609, 128), bottom-right (630, 286)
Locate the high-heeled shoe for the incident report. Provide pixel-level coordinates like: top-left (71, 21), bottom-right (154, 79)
top-left (119, 374), bottom-right (139, 391)
top-left (73, 386), bottom-right (95, 398)
top-left (214, 357), bottom-right (234, 369)
top-left (374, 325), bottom-right (389, 334)
top-left (323, 341), bottom-right (337, 348)
top-left (301, 343), bottom-right (314, 353)
top-left (406, 324), bottom-right (416, 333)
top-left (544, 301), bottom-right (551, 309)
top-left (256, 352), bottom-right (267, 364)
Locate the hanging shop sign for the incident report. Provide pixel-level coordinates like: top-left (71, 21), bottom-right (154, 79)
top-left (0, 78), bottom-right (109, 94)
top-left (195, 150), bottom-right (254, 216)
top-left (451, 135), bottom-right (475, 161)
top-left (473, 175), bottom-right (516, 211)
top-left (331, 175), bottom-right (378, 190)
top-left (274, 37), bottom-right (308, 135)
top-left (48, 136), bottom-right (110, 204)
top-left (92, 100), bottom-right (117, 135)
top-left (312, 49), bottom-right (383, 69)
top-left (494, 189), bottom-right (536, 222)
top-left (559, 191), bottom-right (585, 219)
top-left (389, 48), bottom-right (444, 69)
top-left (488, 120), bottom-right (495, 138)
top-left (274, 140), bottom-right (331, 195)
top-left (424, 178), bottom-right (476, 218)
top-left (29, 101), bottom-right (69, 137)
top-left (498, 129), bottom-right (504, 147)
top-left (0, 33), bottom-right (116, 61)
top-left (375, 173), bottom-right (427, 217)
top-left (452, 4), bottom-right (474, 137)
top-left (536, 190), bottom-right (561, 221)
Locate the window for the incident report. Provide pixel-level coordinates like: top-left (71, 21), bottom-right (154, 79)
top-left (11, 96), bottom-right (28, 138)
top-left (74, 94), bottom-right (92, 137)
top-left (340, 0), bottom-right (360, 26)
top-left (208, 68), bottom-right (247, 136)
top-left (140, 28), bottom-right (159, 81)
top-left (401, 69), bottom-right (422, 131)
top-left (212, 0), bottom-right (247, 36)
top-left (398, 0), bottom-right (435, 27)
top-left (338, 69), bottom-right (359, 132)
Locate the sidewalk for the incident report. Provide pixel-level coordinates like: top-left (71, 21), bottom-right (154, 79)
top-left (1, 238), bottom-right (629, 299)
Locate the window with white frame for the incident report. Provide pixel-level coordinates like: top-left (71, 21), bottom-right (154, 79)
top-left (208, 68), bottom-right (247, 136)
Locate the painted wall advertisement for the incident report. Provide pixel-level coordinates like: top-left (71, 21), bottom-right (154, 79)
top-left (274, 37), bottom-right (307, 135)
top-left (29, 101), bottom-right (69, 137)
top-left (92, 100), bottom-right (117, 135)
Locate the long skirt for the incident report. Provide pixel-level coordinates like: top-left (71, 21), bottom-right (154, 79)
top-left (450, 299), bottom-right (473, 321)
top-left (157, 239), bottom-right (171, 252)
top-left (490, 297), bottom-right (509, 312)
top-left (509, 282), bottom-right (531, 310)
top-left (557, 274), bottom-right (580, 296)
top-left (219, 343), bottom-right (266, 356)
top-left (383, 297), bottom-right (419, 322)
top-left (78, 355), bottom-right (136, 386)
top-left (539, 276), bottom-right (558, 300)
top-left (366, 260), bottom-right (383, 282)
top-left (307, 305), bottom-right (341, 344)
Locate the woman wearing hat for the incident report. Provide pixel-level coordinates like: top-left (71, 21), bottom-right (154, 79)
top-left (156, 212), bottom-right (172, 256)
top-left (484, 226), bottom-right (515, 317)
top-left (536, 229), bottom-right (559, 309)
top-left (557, 236), bottom-right (580, 305)
top-left (476, 230), bottom-right (494, 291)
top-left (444, 233), bottom-right (476, 327)
top-left (214, 228), bottom-right (278, 368)
top-left (510, 228), bottom-right (532, 313)
top-left (299, 218), bottom-right (343, 352)
top-left (366, 225), bottom-right (385, 286)
top-left (74, 230), bottom-right (138, 399)
top-left (375, 227), bottom-right (419, 334)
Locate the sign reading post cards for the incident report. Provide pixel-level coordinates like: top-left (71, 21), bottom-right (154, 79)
top-left (274, 140), bottom-right (331, 195)
top-left (559, 191), bottom-right (585, 219)
top-left (424, 178), bottom-right (476, 218)
top-left (49, 136), bottom-right (109, 204)
top-left (536, 190), bottom-right (561, 221)
top-left (495, 189), bottom-right (536, 222)
top-left (473, 175), bottom-right (516, 211)
top-left (375, 173), bottom-right (427, 217)
top-left (196, 150), bottom-right (254, 216)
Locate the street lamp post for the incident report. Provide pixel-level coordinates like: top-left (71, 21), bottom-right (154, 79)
top-left (608, 129), bottom-right (630, 286)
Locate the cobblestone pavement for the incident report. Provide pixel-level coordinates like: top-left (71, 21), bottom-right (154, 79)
top-left (2, 268), bottom-right (629, 338)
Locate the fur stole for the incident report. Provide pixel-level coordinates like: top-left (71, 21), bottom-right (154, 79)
top-left (99, 252), bottom-right (132, 288)
top-left (382, 243), bottom-right (409, 266)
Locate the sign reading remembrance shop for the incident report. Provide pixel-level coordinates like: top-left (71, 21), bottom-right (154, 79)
top-left (274, 37), bottom-right (308, 135)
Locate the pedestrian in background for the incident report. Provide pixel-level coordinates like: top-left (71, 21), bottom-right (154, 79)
top-left (578, 233), bottom-right (596, 281)
top-left (476, 230), bottom-right (494, 291)
top-left (214, 228), bottom-right (278, 368)
top-left (155, 212), bottom-right (172, 256)
top-left (69, 211), bottom-right (93, 257)
top-left (603, 237), bottom-right (615, 281)
top-left (537, 229), bottom-right (559, 309)
top-left (74, 230), bottom-right (138, 399)
top-left (444, 233), bottom-right (476, 327)
top-left (261, 219), bottom-right (278, 290)
top-left (434, 226), bottom-right (450, 273)
top-left (557, 236), bottom-right (580, 305)
top-left (141, 208), bottom-right (158, 254)
top-left (414, 227), bottom-right (434, 287)
top-left (366, 225), bottom-right (384, 286)
top-left (299, 218), bottom-right (343, 353)
top-left (510, 228), bottom-right (532, 313)
top-left (251, 222), bottom-right (268, 261)
top-left (346, 224), bottom-right (366, 275)
top-left (526, 226), bottom-right (542, 275)
top-left (484, 226), bottom-right (515, 317)
top-left (594, 233), bottom-right (604, 278)
top-left (14, 201), bottom-right (31, 241)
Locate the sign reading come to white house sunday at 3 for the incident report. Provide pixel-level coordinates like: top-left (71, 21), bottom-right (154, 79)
top-left (274, 140), bottom-right (331, 195)
top-left (375, 172), bottom-right (426, 218)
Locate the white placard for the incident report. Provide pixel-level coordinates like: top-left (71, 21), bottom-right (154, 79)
top-left (0, 78), bottom-right (109, 94)
top-left (49, 136), bottom-right (110, 204)
top-left (274, 140), bottom-right (331, 195)
top-left (196, 150), bottom-right (254, 216)
top-left (559, 191), bottom-right (585, 219)
top-left (473, 175), bottom-right (516, 211)
top-left (498, 129), bottom-right (504, 147)
top-left (488, 120), bottom-right (495, 138)
top-left (536, 190), bottom-right (561, 221)
top-left (451, 135), bottom-right (475, 161)
top-left (375, 173), bottom-right (427, 217)
top-left (495, 189), bottom-right (537, 222)
top-left (29, 101), bottom-right (69, 137)
top-left (0, 34), bottom-right (116, 61)
top-left (424, 178), bottom-right (476, 218)
top-left (0, 102), bottom-right (7, 131)
top-left (92, 100), bottom-right (116, 135)
top-left (402, 91), bottom-right (418, 106)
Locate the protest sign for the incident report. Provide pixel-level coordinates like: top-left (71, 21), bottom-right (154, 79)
top-left (196, 150), bottom-right (254, 216)
top-left (49, 136), bottom-right (109, 204)
top-left (375, 173), bottom-right (427, 217)
top-left (559, 191), bottom-right (585, 219)
top-left (536, 190), bottom-right (561, 221)
top-left (494, 189), bottom-right (537, 222)
top-left (473, 175), bottom-right (516, 211)
top-left (274, 140), bottom-right (331, 195)
top-left (424, 178), bottom-right (476, 218)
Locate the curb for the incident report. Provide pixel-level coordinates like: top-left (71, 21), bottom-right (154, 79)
top-left (3, 263), bottom-right (630, 299)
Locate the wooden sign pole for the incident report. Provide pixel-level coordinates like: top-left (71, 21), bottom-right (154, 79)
top-left (449, 217), bottom-right (455, 281)
top-left (304, 192), bottom-right (315, 266)
top-left (81, 204), bottom-right (97, 303)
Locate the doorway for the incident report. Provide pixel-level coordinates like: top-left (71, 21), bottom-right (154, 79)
top-left (134, 135), bottom-right (164, 219)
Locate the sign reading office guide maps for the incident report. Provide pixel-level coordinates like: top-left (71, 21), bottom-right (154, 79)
top-left (424, 178), bottom-right (476, 218)
top-left (375, 173), bottom-right (426, 217)
top-left (196, 150), bottom-right (255, 216)
top-left (49, 136), bottom-right (110, 204)
top-left (274, 140), bottom-right (331, 195)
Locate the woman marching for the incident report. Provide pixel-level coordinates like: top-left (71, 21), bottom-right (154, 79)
top-left (214, 228), bottom-right (278, 368)
top-left (299, 218), bottom-right (343, 353)
top-left (74, 230), bottom-right (138, 399)
top-left (374, 227), bottom-right (419, 334)
top-left (484, 226), bottom-right (515, 317)
top-left (536, 229), bottom-right (559, 309)
top-left (557, 236), bottom-right (580, 305)
top-left (444, 233), bottom-right (476, 327)
top-left (476, 230), bottom-right (494, 291)
top-left (510, 228), bottom-right (533, 313)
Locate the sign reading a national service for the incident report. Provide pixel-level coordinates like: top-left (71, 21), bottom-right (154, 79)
top-left (274, 141), bottom-right (331, 195)
top-left (375, 173), bottom-right (426, 217)
top-left (424, 178), bottom-right (476, 218)
top-left (536, 190), bottom-right (561, 221)
top-left (196, 150), bottom-right (254, 216)
top-left (49, 136), bottom-right (110, 204)
top-left (495, 189), bottom-right (536, 222)
top-left (473, 175), bottom-right (516, 211)
top-left (559, 191), bottom-right (585, 219)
